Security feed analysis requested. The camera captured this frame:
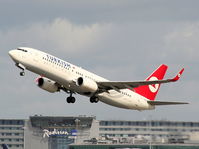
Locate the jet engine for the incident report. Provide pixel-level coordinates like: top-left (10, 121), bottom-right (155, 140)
top-left (36, 77), bottom-right (59, 93)
top-left (76, 77), bottom-right (98, 94)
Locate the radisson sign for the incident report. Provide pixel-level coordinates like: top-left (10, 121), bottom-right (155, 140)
top-left (43, 128), bottom-right (77, 138)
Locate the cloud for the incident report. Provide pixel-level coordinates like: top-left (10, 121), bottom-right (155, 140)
top-left (0, 18), bottom-right (112, 55)
top-left (163, 22), bottom-right (199, 62)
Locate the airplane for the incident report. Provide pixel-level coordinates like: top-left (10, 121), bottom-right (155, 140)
top-left (8, 47), bottom-right (188, 110)
top-left (1, 144), bottom-right (8, 149)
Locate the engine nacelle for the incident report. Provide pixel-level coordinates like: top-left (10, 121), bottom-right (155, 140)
top-left (37, 77), bottom-right (59, 93)
top-left (76, 77), bottom-right (98, 94)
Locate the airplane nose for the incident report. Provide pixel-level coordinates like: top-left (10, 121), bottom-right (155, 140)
top-left (8, 50), bottom-right (18, 61)
top-left (8, 50), bottom-right (13, 56)
top-left (8, 50), bottom-right (15, 58)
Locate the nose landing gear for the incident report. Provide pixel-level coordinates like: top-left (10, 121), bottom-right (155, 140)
top-left (20, 71), bottom-right (25, 76)
top-left (15, 63), bottom-right (25, 76)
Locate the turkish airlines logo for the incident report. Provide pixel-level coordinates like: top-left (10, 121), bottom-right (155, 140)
top-left (148, 77), bottom-right (159, 93)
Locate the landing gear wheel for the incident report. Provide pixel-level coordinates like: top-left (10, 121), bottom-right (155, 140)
top-left (94, 98), bottom-right (99, 103)
top-left (90, 97), bottom-right (99, 103)
top-left (20, 72), bottom-right (25, 76)
top-left (71, 97), bottom-right (76, 103)
top-left (90, 98), bottom-right (94, 103)
top-left (66, 96), bottom-right (76, 103)
top-left (66, 97), bottom-right (71, 103)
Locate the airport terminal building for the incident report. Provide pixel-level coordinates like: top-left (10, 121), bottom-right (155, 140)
top-left (0, 119), bottom-right (24, 148)
top-left (0, 116), bottom-right (199, 149)
top-left (0, 116), bottom-right (98, 149)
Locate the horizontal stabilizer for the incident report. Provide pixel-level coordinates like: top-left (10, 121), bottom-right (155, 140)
top-left (148, 100), bottom-right (188, 106)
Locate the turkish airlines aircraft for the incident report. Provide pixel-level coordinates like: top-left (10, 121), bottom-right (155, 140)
top-left (9, 47), bottom-right (188, 110)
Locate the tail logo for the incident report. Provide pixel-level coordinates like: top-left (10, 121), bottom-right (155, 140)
top-left (148, 77), bottom-right (159, 93)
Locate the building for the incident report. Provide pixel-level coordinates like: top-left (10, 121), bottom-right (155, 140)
top-left (0, 116), bottom-right (199, 149)
top-left (0, 116), bottom-right (97, 149)
top-left (99, 120), bottom-right (199, 144)
top-left (0, 119), bottom-right (25, 149)
top-left (25, 116), bottom-right (97, 149)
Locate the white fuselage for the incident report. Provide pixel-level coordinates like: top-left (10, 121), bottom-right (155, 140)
top-left (9, 47), bottom-right (154, 110)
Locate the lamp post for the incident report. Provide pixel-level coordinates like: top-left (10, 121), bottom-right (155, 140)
top-left (74, 119), bottom-right (80, 144)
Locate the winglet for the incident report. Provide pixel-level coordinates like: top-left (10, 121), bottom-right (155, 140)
top-left (172, 68), bottom-right (184, 82)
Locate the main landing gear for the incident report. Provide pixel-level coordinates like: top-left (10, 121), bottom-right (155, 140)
top-left (90, 96), bottom-right (99, 103)
top-left (66, 92), bottom-right (76, 103)
top-left (65, 90), bottom-right (99, 104)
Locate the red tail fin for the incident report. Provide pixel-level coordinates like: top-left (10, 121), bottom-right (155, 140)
top-left (134, 64), bottom-right (168, 101)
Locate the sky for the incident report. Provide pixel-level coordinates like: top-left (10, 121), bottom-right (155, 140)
top-left (1, 0), bottom-right (199, 121)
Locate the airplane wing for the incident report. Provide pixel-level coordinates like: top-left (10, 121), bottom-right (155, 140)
top-left (97, 68), bottom-right (184, 92)
top-left (147, 100), bottom-right (188, 105)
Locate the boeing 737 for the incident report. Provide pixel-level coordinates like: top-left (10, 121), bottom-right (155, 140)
top-left (9, 47), bottom-right (188, 110)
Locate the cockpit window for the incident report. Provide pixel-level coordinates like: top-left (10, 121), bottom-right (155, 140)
top-left (17, 48), bottom-right (28, 52)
